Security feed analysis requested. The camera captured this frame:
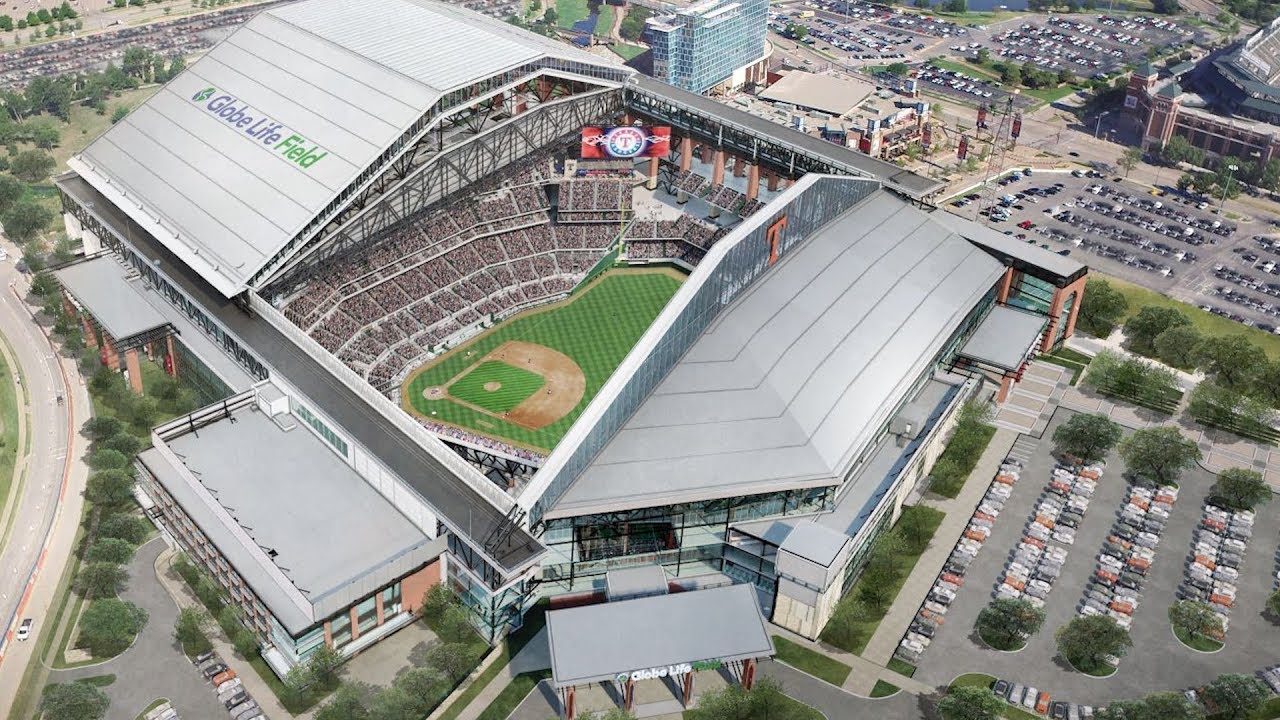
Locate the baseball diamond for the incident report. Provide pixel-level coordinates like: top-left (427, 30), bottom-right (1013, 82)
top-left (401, 268), bottom-right (684, 451)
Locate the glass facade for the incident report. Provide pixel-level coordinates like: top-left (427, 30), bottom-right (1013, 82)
top-left (532, 176), bottom-right (879, 524)
top-left (647, 0), bottom-right (769, 94)
top-left (538, 487), bottom-right (834, 595)
top-left (1006, 271), bottom-right (1056, 315)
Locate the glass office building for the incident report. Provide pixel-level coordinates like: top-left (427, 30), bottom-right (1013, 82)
top-left (647, 0), bottom-right (769, 94)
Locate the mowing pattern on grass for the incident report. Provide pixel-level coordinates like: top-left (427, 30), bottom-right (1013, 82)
top-left (403, 270), bottom-right (681, 451)
top-left (771, 636), bottom-right (851, 686)
top-left (448, 362), bottom-right (545, 414)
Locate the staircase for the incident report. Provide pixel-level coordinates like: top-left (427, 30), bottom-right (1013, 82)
top-left (992, 361), bottom-right (1071, 436)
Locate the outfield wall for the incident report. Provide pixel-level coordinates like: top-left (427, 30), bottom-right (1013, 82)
top-left (522, 175), bottom-right (882, 523)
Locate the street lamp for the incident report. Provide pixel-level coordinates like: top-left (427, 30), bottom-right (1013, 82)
top-left (1094, 111), bottom-right (1110, 139)
top-left (1219, 163), bottom-right (1239, 214)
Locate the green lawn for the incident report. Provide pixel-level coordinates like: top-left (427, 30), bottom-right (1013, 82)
top-left (870, 680), bottom-right (900, 698)
top-left (134, 698), bottom-right (170, 720)
top-left (0, 341), bottom-right (22, 542)
top-left (475, 670), bottom-right (551, 720)
top-left (436, 600), bottom-right (548, 720)
top-left (1173, 623), bottom-right (1224, 652)
top-left (596, 2), bottom-right (614, 36)
top-left (556, 0), bottom-right (588, 27)
top-left (1103, 274), bottom-right (1280, 359)
top-left (684, 692), bottom-right (823, 720)
top-left (1038, 347), bottom-right (1092, 386)
top-left (77, 674), bottom-right (115, 687)
top-left (771, 636), bottom-right (851, 686)
top-left (610, 42), bottom-right (647, 60)
top-left (403, 269), bottom-right (682, 451)
top-left (1023, 84), bottom-right (1085, 104)
top-left (820, 506), bottom-right (946, 654)
top-left (932, 57), bottom-right (1002, 82)
top-left (887, 657), bottom-right (917, 678)
top-left (448, 362), bottom-right (545, 414)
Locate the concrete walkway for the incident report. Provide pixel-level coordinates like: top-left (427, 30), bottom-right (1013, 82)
top-left (855, 427), bottom-right (1019, 686)
top-left (440, 626), bottom-right (551, 720)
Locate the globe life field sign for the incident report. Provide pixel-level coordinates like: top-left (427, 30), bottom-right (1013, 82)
top-left (191, 87), bottom-right (328, 169)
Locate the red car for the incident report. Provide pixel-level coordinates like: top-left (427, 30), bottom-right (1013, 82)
top-left (1018, 220), bottom-right (1034, 229)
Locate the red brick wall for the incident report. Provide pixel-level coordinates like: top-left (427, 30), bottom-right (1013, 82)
top-left (401, 559), bottom-right (442, 614)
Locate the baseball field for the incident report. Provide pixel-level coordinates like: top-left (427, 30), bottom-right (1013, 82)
top-left (401, 267), bottom-right (684, 452)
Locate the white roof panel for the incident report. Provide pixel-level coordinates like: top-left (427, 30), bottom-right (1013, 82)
top-left (74, 0), bottom-right (624, 297)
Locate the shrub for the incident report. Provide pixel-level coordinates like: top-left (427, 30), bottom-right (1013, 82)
top-left (76, 598), bottom-right (147, 658)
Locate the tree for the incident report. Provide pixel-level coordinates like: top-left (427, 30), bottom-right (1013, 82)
top-left (30, 269), bottom-right (59, 297)
top-left (174, 606), bottom-right (212, 655)
top-left (439, 604), bottom-right (475, 644)
top-left (394, 667), bottom-right (447, 714)
top-left (77, 598), bottom-right (147, 657)
top-left (83, 416), bottom-right (124, 442)
top-left (976, 47), bottom-right (992, 65)
top-left (307, 644), bottom-right (344, 688)
top-left (976, 598), bottom-right (1046, 650)
top-left (784, 22), bottom-right (808, 40)
top-left (1202, 674), bottom-right (1269, 720)
top-left (86, 537), bottom-right (135, 564)
top-left (1052, 413), bottom-right (1122, 464)
top-left (1000, 63), bottom-right (1022, 86)
top-left (857, 564), bottom-right (898, 610)
top-left (426, 641), bottom-right (475, 683)
top-left (110, 105), bottom-right (129, 124)
top-left (316, 684), bottom-right (369, 720)
top-left (40, 681), bottom-right (109, 720)
top-left (1, 198), bottom-right (53, 243)
top-left (1118, 148), bottom-right (1143, 176)
top-left (280, 664), bottom-right (313, 708)
top-left (1268, 588), bottom-right (1280, 618)
top-left (1169, 600), bottom-right (1224, 642)
top-left (1098, 692), bottom-right (1203, 720)
top-left (542, 7), bottom-right (557, 25)
top-left (1055, 614), bottom-right (1132, 672)
top-left (943, 0), bottom-right (967, 12)
top-left (88, 448), bottom-right (130, 472)
top-left (0, 173), bottom-right (24, 215)
top-left (1209, 467), bottom-right (1271, 511)
top-left (1077, 278), bottom-right (1128, 337)
top-left (1153, 324), bottom-right (1203, 370)
top-left (101, 432), bottom-right (143, 457)
top-left (938, 685), bottom-right (1006, 720)
top-left (85, 469), bottom-right (135, 508)
top-left (74, 562), bottom-right (128, 597)
top-left (10, 149), bottom-right (53, 182)
top-left (886, 62), bottom-right (909, 76)
top-left (1123, 306), bottom-right (1190, 356)
top-left (692, 683), bottom-right (752, 719)
top-left (1118, 426), bottom-right (1201, 485)
top-left (897, 508), bottom-right (937, 553)
top-left (1196, 335), bottom-right (1266, 389)
top-left (30, 118), bottom-right (59, 149)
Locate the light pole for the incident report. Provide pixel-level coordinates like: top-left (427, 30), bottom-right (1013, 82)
top-left (1219, 162), bottom-right (1239, 214)
top-left (1094, 111), bottom-right (1110, 139)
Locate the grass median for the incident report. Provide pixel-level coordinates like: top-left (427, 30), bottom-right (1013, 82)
top-left (771, 636), bottom-right (851, 686)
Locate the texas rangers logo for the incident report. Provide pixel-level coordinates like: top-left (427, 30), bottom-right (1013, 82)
top-left (602, 126), bottom-right (649, 158)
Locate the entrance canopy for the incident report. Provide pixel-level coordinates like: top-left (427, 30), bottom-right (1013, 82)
top-left (546, 583), bottom-right (774, 688)
top-left (958, 304), bottom-right (1047, 372)
top-left (55, 255), bottom-right (170, 347)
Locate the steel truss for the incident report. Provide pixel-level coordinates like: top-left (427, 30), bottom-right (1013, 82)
top-left (265, 86), bottom-right (624, 299)
top-left (446, 441), bottom-right (539, 488)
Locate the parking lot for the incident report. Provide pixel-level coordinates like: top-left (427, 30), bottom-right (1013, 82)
top-left (771, 0), bottom-right (962, 64)
top-left (946, 170), bottom-right (1280, 332)
top-left (957, 15), bottom-right (1197, 78)
top-left (911, 412), bottom-right (1280, 706)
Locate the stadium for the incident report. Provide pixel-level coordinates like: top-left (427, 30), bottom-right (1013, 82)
top-left (52, 0), bottom-right (1087, 681)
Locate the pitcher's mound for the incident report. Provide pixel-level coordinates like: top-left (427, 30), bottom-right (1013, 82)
top-left (483, 381), bottom-right (502, 392)
top-left (423, 386), bottom-right (445, 400)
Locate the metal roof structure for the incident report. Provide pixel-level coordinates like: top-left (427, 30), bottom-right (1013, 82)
top-left (930, 210), bottom-right (1086, 283)
top-left (959, 305), bottom-right (1047, 371)
top-left (55, 256), bottom-right (169, 343)
top-left (760, 72), bottom-right (875, 117)
top-left (549, 190), bottom-right (1004, 516)
top-left (778, 521), bottom-right (850, 567)
top-left (71, 0), bottom-right (618, 298)
top-left (546, 584), bottom-right (774, 688)
top-left (605, 566), bottom-right (670, 602)
top-left (142, 399), bottom-right (441, 634)
top-left (59, 174), bottom-right (544, 576)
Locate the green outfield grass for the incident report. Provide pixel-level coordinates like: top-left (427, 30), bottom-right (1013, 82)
top-left (403, 269), bottom-right (682, 451)
top-left (449, 362), bottom-right (545, 414)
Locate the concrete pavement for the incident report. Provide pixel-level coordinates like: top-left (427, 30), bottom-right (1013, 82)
top-left (0, 260), bottom-right (89, 718)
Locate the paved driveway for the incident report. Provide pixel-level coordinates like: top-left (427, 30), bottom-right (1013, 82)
top-left (52, 538), bottom-right (226, 720)
top-left (915, 411), bottom-right (1280, 705)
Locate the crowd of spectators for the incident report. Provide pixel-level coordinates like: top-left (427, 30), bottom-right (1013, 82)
top-left (416, 419), bottom-right (545, 467)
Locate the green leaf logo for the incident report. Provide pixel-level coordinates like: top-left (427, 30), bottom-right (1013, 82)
top-left (192, 87), bottom-right (215, 102)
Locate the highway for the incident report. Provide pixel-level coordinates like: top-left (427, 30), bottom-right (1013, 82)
top-left (0, 251), bottom-right (88, 717)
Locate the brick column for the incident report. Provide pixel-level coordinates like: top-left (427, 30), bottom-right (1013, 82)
top-left (350, 607), bottom-right (360, 641)
top-left (124, 348), bottom-right (144, 395)
top-left (81, 315), bottom-right (98, 349)
top-left (681, 672), bottom-right (694, 706)
top-left (165, 335), bottom-right (179, 377)
top-left (699, 145), bottom-right (712, 164)
top-left (742, 658), bottom-right (756, 690)
top-left (101, 335), bottom-right (120, 370)
top-left (712, 149), bottom-right (725, 186)
top-left (647, 156), bottom-right (659, 190)
top-left (1041, 275), bottom-right (1087, 351)
top-left (996, 267), bottom-right (1015, 303)
top-left (996, 374), bottom-right (1016, 403)
top-left (323, 621), bottom-right (333, 649)
top-left (679, 136), bottom-right (693, 172)
top-left (564, 686), bottom-right (575, 720)
top-left (375, 592), bottom-right (385, 626)
top-left (746, 163), bottom-right (760, 200)
top-left (624, 678), bottom-right (635, 711)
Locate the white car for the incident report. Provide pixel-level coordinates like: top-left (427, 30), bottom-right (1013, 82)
top-left (15, 618), bottom-right (32, 641)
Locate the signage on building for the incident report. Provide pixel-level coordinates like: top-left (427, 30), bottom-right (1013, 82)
top-left (581, 126), bottom-right (672, 159)
top-left (615, 659), bottom-right (724, 683)
top-left (190, 87), bottom-right (328, 169)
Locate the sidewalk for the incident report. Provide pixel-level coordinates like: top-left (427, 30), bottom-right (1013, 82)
top-left (852, 428), bottom-right (1019, 691)
top-left (445, 627), bottom-right (550, 720)
top-left (151, 546), bottom-right (301, 720)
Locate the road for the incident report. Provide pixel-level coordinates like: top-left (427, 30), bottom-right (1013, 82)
top-left (0, 245), bottom-right (89, 718)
